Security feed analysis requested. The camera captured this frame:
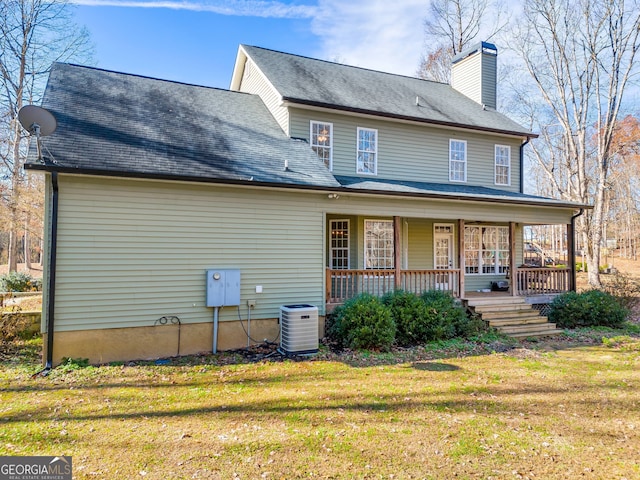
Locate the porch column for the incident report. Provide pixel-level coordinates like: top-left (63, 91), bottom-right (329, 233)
top-left (567, 221), bottom-right (576, 291)
top-left (394, 216), bottom-right (402, 288)
top-left (458, 219), bottom-right (465, 297)
top-left (509, 222), bottom-right (517, 296)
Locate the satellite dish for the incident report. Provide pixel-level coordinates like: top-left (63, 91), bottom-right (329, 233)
top-left (18, 105), bottom-right (57, 136)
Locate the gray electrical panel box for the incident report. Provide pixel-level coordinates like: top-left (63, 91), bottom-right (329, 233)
top-left (206, 269), bottom-right (241, 307)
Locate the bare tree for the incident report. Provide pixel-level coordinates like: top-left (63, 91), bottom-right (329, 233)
top-left (511, 0), bottom-right (640, 287)
top-left (0, 0), bottom-right (92, 272)
top-left (417, 0), bottom-right (509, 82)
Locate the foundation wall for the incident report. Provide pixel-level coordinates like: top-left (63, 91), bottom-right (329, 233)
top-left (44, 317), bottom-right (326, 366)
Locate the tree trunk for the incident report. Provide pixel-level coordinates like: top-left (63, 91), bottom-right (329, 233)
top-left (7, 119), bottom-right (22, 273)
top-left (25, 224), bottom-right (31, 269)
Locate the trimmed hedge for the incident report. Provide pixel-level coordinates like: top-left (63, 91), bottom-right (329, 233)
top-left (330, 293), bottom-right (395, 351)
top-left (548, 290), bottom-right (629, 329)
top-left (329, 290), bottom-right (484, 350)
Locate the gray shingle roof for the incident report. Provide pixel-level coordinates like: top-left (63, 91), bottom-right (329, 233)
top-left (25, 63), bottom-right (340, 188)
top-left (334, 176), bottom-right (578, 207)
top-left (240, 45), bottom-right (532, 137)
top-left (24, 60), bottom-right (585, 209)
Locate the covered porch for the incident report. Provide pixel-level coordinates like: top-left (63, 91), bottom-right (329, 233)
top-left (325, 216), bottom-right (575, 312)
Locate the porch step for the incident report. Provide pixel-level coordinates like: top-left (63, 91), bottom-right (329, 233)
top-left (473, 303), bottom-right (532, 313)
top-left (465, 296), bottom-right (527, 307)
top-left (487, 316), bottom-right (549, 327)
top-left (480, 309), bottom-right (546, 320)
top-left (498, 323), bottom-right (560, 338)
top-left (463, 295), bottom-right (560, 338)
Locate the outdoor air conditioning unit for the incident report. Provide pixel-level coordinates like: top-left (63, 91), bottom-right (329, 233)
top-left (279, 304), bottom-right (319, 355)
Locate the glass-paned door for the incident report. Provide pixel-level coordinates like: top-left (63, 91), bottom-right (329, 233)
top-left (434, 224), bottom-right (454, 290)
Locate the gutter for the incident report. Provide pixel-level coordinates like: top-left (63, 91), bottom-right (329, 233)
top-left (24, 164), bottom-right (589, 210)
top-left (520, 137), bottom-right (531, 194)
top-left (33, 171), bottom-right (59, 377)
top-left (570, 209), bottom-right (585, 291)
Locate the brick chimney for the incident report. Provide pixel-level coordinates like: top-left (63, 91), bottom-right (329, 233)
top-left (451, 42), bottom-right (497, 110)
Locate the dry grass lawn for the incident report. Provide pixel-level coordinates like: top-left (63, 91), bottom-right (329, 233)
top-left (1, 256), bottom-right (639, 478)
top-left (1, 334), bottom-right (639, 479)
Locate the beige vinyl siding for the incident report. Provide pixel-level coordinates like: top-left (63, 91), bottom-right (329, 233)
top-left (407, 219), bottom-right (433, 269)
top-left (237, 59), bottom-right (289, 134)
top-left (52, 175), bottom-right (324, 332)
top-left (481, 54), bottom-right (497, 109)
top-left (451, 51), bottom-right (496, 109)
top-left (289, 108), bottom-right (522, 193)
top-left (451, 55), bottom-right (482, 106)
top-left (51, 174), bottom-right (571, 333)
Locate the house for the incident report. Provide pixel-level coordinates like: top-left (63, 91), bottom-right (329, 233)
top-left (25, 42), bottom-right (587, 366)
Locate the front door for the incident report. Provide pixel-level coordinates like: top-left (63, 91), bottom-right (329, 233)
top-left (434, 224), bottom-right (454, 290)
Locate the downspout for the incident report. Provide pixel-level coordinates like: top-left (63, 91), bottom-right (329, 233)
top-left (570, 209), bottom-right (585, 292)
top-left (519, 137), bottom-right (531, 194)
top-left (34, 172), bottom-right (58, 377)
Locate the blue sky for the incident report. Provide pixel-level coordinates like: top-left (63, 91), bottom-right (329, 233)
top-left (72, 0), bottom-right (429, 89)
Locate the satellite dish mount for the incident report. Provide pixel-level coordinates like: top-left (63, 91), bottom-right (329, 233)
top-left (18, 105), bottom-right (57, 160)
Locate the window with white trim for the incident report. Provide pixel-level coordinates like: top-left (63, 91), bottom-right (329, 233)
top-left (330, 219), bottom-right (350, 269)
top-left (449, 139), bottom-right (467, 182)
top-left (357, 127), bottom-right (377, 175)
top-left (310, 121), bottom-right (333, 170)
top-left (364, 219), bottom-right (394, 269)
top-left (464, 226), bottom-right (509, 274)
top-left (495, 145), bottom-right (511, 185)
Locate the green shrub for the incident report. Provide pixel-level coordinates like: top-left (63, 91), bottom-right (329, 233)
top-left (421, 290), bottom-right (475, 340)
top-left (330, 293), bottom-right (395, 351)
top-left (0, 272), bottom-right (42, 292)
top-left (549, 290), bottom-right (629, 329)
top-left (382, 290), bottom-right (429, 346)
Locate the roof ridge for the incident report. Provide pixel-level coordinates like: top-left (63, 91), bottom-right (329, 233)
top-left (53, 62), bottom-right (254, 95)
top-left (240, 45), bottom-right (449, 86)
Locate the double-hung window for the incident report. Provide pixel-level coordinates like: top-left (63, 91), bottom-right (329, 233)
top-left (464, 226), bottom-right (510, 275)
top-left (310, 121), bottom-right (333, 170)
top-left (364, 220), bottom-right (394, 269)
top-left (495, 145), bottom-right (511, 185)
top-left (357, 127), bottom-right (377, 175)
top-left (449, 139), bottom-right (467, 182)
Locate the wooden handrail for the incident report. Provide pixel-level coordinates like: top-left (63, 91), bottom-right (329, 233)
top-left (326, 268), bottom-right (460, 305)
top-left (514, 267), bottom-right (570, 296)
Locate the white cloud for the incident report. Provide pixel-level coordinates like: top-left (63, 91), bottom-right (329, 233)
top-left (70, 0), bottom-right (317, 18)
top-left (73, 0), bottom-right (429, 76)
top-left (311, 0), bottom-right (427, 76)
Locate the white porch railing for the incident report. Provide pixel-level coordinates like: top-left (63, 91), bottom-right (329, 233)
top-left (326, 268), bottom-right (460, 305)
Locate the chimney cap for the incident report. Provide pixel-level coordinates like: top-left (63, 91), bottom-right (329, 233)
top-left (452, 41), bottom-right (497, 64)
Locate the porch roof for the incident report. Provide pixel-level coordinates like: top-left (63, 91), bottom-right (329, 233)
top-left (334, 176), bottom-right (589, 209)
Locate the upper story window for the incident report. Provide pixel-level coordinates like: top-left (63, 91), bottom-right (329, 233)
top-left (357, 127), bottom-right (378, 175)
top-left (310, 121), bottom-right (333, 170)
top-left (449, 139), bottom-right (467, 182)
top-left (495, 145), bottom-right (511, 185)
